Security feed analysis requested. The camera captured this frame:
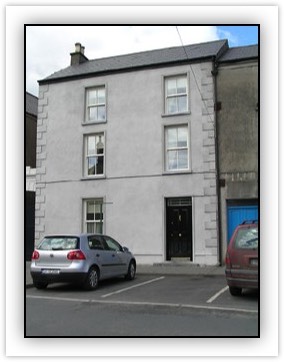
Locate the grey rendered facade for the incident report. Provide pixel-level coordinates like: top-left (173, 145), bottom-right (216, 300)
top-left (34, 40), bottom-right (258, 266)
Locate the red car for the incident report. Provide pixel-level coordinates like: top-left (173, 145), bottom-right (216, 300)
top-left (225, 220), bottom-right (259, 296)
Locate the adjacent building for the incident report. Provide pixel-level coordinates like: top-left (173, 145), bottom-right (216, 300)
top-left (26, 92), bottom-right (38, 260)
top-left (216, 45), bottom-right (259, 261)
top-left (34, 39), bottom-right (258, 266)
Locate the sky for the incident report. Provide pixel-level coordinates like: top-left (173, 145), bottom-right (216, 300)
top-left (26, 25), bottom-right (259, 97)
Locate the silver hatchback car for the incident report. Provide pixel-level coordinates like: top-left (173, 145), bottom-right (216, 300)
top-left (30, 234), bottom-right (136, 290)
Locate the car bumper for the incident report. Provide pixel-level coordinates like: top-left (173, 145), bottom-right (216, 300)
top-left (31, 270), bottom-right (87, 285)
top-left (225, 268), bottom-right (258, 289)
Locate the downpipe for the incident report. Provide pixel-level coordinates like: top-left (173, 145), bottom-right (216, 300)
top-left (211, 58), bottom-right (223, 266)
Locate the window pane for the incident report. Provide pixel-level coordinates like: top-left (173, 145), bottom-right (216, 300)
top-left (39, 237), bottom-right (79, 250)
top-left (105, 237), bottom-right (121, 251)
top-left (88, 107), bottom-right (98, 121)
top-left (87, 136), bottom-right (97, 155)
top-left (167, 150), bottom-right (178, 170)
top-left (97, 88), bottom-right (105, 104)
top-left (96, 156), bottom-right (104, 174)
top-left (89, 237), bottom-right (104, 250)
top-left (88, 157), bottom-right (97, 175)
top-left (87, 201), bottom-right (95, 220)
top-left (94, 203), bottom-right (103, 219)
top-left (177, 95), bottom-right (187, 113)
top-left (96, 135), bottom-right (104, 154)
top-left (177, 77), bottom-right (187, 94)
top-left (88, 89), bottom-right (97, 105)
top-left (167, 97), bottom-right (178, 114)
top-left (95, 222), bottom-right (103, 234)
top-left (166, 78), bottom-right (176, 96)
top-left (178, 150), bottom-right (188, 169)
top-left (95, 211), bottom-right (102, 221)
top-left (234, 228), bottom-right (258, 249)
top-left (97, 106), bottom-right (106, 121)
top-left (167, 128), bottom-right (177, 148)
top-left (177, 127), bottom-right (188, 147)
top-left (87, 223), bottom-right (95, 233)
top-left (94, 203), bottom-right (100, 220)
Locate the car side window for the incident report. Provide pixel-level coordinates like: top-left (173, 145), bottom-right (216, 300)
top-left (88, 236), bottom-right (104, 250)
top-left (104, 236), bottom-right (122, 252)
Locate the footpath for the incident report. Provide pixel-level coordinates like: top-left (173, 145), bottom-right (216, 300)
top-left (26, 261), bottom-right (225, 288)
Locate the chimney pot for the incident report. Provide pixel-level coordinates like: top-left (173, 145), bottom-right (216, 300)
top-left (70, 43), bottom-right (89, 65)
top-left (75, 42), bottom-right (81, 53)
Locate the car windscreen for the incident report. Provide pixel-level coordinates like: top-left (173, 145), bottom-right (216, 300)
top-left (38, 237), bottom-right (79, 251)
top-left (234, 227), bottom-right (258, 249)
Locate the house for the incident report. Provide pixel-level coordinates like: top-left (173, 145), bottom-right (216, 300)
top-left (25, 92), bottom-right (38, 260)
top-left (216, 45), bottom-right (259, 261)
top-left (34, 39), bottom-right (258, 266)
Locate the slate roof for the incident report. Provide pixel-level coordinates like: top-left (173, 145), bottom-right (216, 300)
top-left (26, 92), bottom-right (38, 117)
top-left (39, 39), bottom-right (229, 84)
top-left (218, 44), bottom-right (258, 63)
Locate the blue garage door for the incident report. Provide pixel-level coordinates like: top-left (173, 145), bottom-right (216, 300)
top-left (227, 205), bottom-right (258, 243)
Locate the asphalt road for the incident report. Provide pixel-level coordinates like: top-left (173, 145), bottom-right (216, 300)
top-left (25, 274), bottom-right (259, 337)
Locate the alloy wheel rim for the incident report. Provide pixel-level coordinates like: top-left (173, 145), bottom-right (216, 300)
top-left (130, 263), bottom-right (135, 278)
top-left (90, 270), bottom-right (98, 287)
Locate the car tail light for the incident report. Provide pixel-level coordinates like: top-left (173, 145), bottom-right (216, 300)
top-left (67, 250), bottom-right (86, 260)
top-left (31, 250), bottom-right (40, 260)
top-left (225, 252), bottom-right (231, 268)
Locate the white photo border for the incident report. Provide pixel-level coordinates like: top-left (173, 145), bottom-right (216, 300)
top-left (5, 4), bottom-right (279, 358)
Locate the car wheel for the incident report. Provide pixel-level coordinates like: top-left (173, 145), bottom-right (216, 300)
top-left (229, 286), bottom-right (242, 296)
top-left (34, 281), bottom-right (48, 289)
top-left (84, 267), bottom-right (99, 290)
top-left (125, 260), bottom-right (136, 280)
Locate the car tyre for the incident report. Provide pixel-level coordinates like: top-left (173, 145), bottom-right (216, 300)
top-left (34, 281), bottom-right (48, 289)
top-left (125, 260), bottom-right (136, 280)
top-left (84, 266), bottom-right (99, 290)
top-left (229, 286), bottom-right (242, 296)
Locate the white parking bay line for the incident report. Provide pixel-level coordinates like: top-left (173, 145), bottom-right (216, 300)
top-left (206, 286), bottom-right (229, 304)
top-left (101, 276), bottom-right (165, 298)
top-left (26, 295), bottom-right (258, 314)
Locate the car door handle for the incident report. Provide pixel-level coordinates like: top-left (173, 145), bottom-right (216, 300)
top-left (112, 254), bottom-right (115, 257)
top-left (96, 254), bottom-right (100, 257)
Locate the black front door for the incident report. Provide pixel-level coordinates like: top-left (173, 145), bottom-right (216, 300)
top-left (166, 198), bottom-right (192, 260)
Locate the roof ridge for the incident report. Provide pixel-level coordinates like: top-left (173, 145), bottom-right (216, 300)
top-left (86, 38), bottom-right (228, 63)
top-left (229, 44), bottom-right (258, 50)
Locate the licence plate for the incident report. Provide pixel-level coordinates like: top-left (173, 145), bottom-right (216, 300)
top-left (42, 269), bottom-right (60, 275)
top-left (250, 259), bottom-right (258, 266)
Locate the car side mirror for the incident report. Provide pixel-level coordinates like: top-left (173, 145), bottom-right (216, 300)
top-left (123, 247), bottom-right (129, 252)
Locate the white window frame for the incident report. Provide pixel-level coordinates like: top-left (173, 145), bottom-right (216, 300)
top-left (164, 125), bottom-right (189, 172)
top-left (84, 132), bottom-right (105, 178)
top-left (83, 198), bottom-right (104, 234)
top-left (164, 74), bottom-right (189, 115)
top-left (85, 86), bottom-right (106, 123)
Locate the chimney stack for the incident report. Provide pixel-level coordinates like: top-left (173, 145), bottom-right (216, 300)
top-left (70, 43), bottom-right (89, 65)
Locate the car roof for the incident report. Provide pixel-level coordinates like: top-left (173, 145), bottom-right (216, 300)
top-left (236, 220), bottom-right (258, 228)
top-left (42, 233), bottom-right (107, 238)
